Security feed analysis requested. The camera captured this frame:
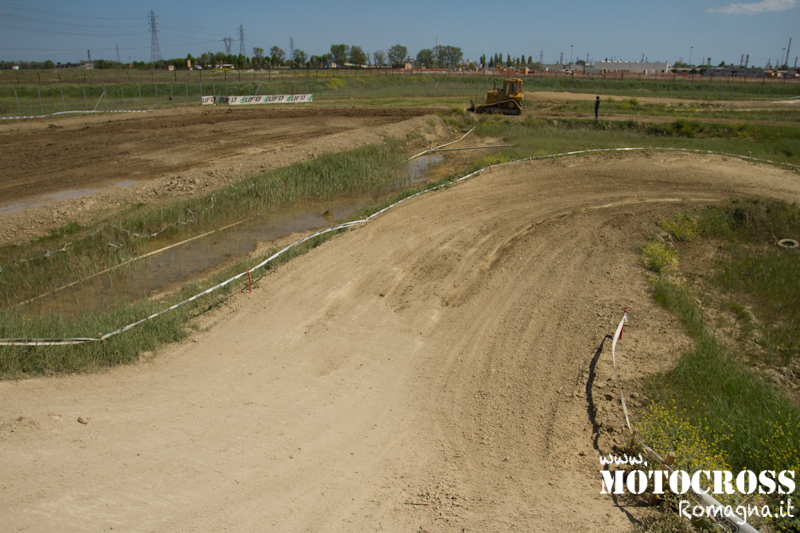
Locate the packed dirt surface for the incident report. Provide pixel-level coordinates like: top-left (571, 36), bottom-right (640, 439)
top-left (0, 106), bottom-right (449, 244)
top-left (3, 152), bottom-right (800, 531)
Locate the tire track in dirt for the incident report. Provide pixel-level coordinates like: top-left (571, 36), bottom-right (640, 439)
top-left (2, 152), bottom-right (799, 532)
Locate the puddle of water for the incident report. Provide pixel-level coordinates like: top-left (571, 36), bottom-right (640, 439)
top-left (26, 154), bottom-right (444, 316)
top-left (407, 154), bottom-right (444, 181)
top-left (0, 201), bottom-right (37, 216)
top-left (0, 181), bottom-right (137, 216)
top-left (0, 187), bottom-right (104, 215)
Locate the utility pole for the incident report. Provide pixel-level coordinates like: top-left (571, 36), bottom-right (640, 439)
top-left (149, 10), bottom-right (162, 65)
top-left (116, 45), bottom-right (121, 64)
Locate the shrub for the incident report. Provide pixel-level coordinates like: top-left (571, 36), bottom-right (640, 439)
top-left (640, 239), bottom-right (679, 273)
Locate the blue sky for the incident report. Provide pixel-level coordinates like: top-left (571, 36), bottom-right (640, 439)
top-left (0, 0), bottom-right (797, 67)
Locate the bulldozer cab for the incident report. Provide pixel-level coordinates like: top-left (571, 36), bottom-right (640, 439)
top-left (503, 79), bottom-right (522, 97)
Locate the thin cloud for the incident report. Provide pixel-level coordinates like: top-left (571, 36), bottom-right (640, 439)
top-left (708, 0), bottom-right (797, 14)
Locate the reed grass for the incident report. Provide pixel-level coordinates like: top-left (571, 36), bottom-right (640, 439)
top-left (0, 141), bottom-right (407, 308)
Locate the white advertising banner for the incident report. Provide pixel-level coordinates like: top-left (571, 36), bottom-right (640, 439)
top-left (201, 94), bottom-right (313, 105)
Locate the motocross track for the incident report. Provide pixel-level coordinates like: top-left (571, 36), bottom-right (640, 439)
top-left (3, 139), bottom-right (800, 529)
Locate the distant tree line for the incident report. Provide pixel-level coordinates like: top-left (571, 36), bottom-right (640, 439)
top-left (1, 43), bottom-right (554, 71)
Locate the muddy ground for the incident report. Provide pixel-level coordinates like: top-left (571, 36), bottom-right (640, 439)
top-left (2, 102), bottom-right (800, 532)
top-left (0, 106), bottom-right (450, 244)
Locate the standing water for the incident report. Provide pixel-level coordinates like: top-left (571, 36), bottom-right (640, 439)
top-left (27, 154), bottom-right (444, 315)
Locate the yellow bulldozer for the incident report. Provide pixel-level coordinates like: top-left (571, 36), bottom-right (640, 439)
top-left (468, 78), bottom-right (524, 115)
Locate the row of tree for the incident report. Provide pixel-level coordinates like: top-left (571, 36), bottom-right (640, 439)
top-left (2, 44), bottom-right (551, 71)
top-left (211, 43), bottom-right (464, 70)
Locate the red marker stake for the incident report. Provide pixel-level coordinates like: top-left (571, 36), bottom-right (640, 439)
top-left (620, 308), bottom-right (628, 339)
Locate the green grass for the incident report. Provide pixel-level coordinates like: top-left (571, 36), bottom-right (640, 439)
top-left (2, 69), bottom-right (798, 117)
top-left (552, 98), bottom-right (800, 122)
top-left (648, 277), bottom-right (800, 472)
top-left (636, 199), bottom-right (800, 531)
top-left (696, 198), bottom-right (800, 366)
top-left (440, 112), bottom-right (800, 166)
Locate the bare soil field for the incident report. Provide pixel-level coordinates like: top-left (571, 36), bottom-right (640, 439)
top-left (0, 106), bottom-right (449, 243)
top-left (3, 146), bottom-right (800, 530)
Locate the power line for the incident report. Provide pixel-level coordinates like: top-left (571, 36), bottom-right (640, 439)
top-left (149, 9), bottom-right (162, 64)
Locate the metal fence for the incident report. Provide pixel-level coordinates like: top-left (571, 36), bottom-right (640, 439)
top-left (1, 70), bottom-right (798, 119)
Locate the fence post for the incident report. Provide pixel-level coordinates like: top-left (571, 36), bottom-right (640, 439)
top-left (103, 85), bottom-right (108, 112)
top-left (37, 87), bottom-right (43, 116)
top-left (185, 82), bottom-right (189, 106)
top-left (121, 85), bottom-right (125, 110)
top-left (170, 83), bottom-right (174, 107)
top-left (83, 87), bottom-right (87, 111)
top-left (155, 83), bottom-right (159, 108)
top-left (14, 89), bottom-right (20, 119)
top-left (61, 87), bottom-right (66, 112)
top-left (138, 85), bottom-right (143, 110)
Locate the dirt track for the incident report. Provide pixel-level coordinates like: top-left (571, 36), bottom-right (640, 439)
top-left (3, 152), bottom-right (800, 531)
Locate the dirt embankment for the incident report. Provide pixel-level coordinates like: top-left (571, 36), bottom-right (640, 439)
top-left (3, 152), bottom-right (800, 531)
top-left (0, 106), bottom-right (450, 244)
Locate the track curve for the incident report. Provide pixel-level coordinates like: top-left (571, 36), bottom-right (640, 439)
top-left (2, 152), bottom-right (799, 532)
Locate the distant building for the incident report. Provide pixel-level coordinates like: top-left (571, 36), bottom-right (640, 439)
top-left (591, 61), bottom-right (670, 74)
top-left (699, 66), bottom-right (766, 77)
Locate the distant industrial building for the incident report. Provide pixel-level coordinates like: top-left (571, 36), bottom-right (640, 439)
top-left (591, 61), bottom-right (670, 74)
top-left (699, 66), bottom-right (766, 77)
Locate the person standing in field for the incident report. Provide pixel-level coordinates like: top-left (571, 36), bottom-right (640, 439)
top-left (594, 96), bottom-right (600, 119)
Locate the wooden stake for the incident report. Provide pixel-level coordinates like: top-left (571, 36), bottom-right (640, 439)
top-left (627, 429), bottom-right (638, 453)
top-left (649, 451), bottom-right (677, 506)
